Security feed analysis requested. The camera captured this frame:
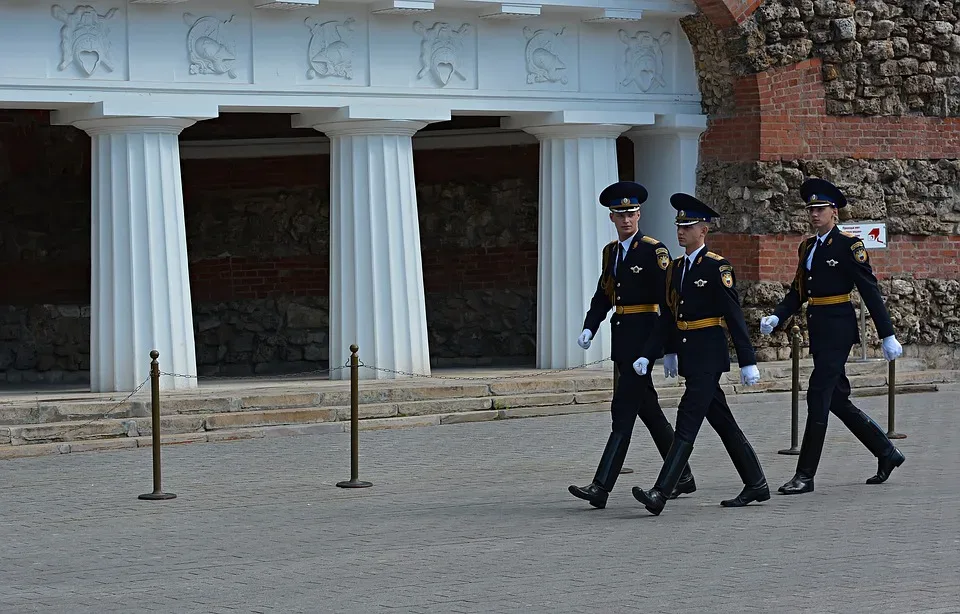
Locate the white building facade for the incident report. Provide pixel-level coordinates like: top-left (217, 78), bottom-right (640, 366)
top-left (0, 0), bottom-right (704, 391)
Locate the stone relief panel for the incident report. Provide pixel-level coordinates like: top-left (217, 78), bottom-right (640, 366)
top-left (616, 29), bottom-right (672, 93)
top-left (51, 4), bottom-right (119, 77)
top-left (305, 17), bottom-right (355, 80)
top-left (523, 26), bottom-right (568, 85)
top-left (184, 12), bottom-right (237, 79)
top-left (413, 20), bottom-right (471, 87)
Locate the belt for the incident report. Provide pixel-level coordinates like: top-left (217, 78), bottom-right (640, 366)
top-left (808, 293), bottom-right (852, 306)
top-left (614, 304), bottom-right (660, 315)
top-left (675, 317), bottom-right (724, 331)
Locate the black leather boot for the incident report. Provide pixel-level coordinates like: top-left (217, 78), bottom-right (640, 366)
top-left (644, 416), bottom-right (697, 500)
top-left (779, 419), bottom-right (827, 495)
top-left (867, 447), bottom-right (905, 484)
top-left (569, 432), bottom-right (630, 508)
top-left (631, 439), bottom-right (694, 516)
top-left (837, 409), bottom-right (905, 484)
top-left (718, 430), bottom-right (770, 507)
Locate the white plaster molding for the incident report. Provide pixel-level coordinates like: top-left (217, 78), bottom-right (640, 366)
top-left (523, 26), bottom-right (568, 85)
top-left (305, 17), bottom-right (356, 80)
top-left (178, 128), bottom-right (539, 159)
top-left (370, 0), bottom-right (434, 14)
top-left (310, 118), bottom-right (429, 138)
top-left (480, 4), bottom-right (541, 19)
top-left (502, 110), bottom-right (655, 132)
top-left (256, 0), bottom-right (319, 8)
top-left (581, 8), bottom-right (644, 23)
top-left (625, 112), bottom-right (707, 137)
top-left (184, 13), bottom-right (238, 79)
top-left (319, 120), bottom-right (432, 379)
top-left (82, 120), bottom-right (198, 391)
top-left (50, 99), bottom-right (219, 125)
top-left (70, 116), bottom-right (196, 135)
top-left (52, 4), bottom-right (119, 77)
top-left (413, 20), bottom-right (471, 87)
top-left (618, 29), bottom-right (672, 93)
top-left (523, 123), bottom-right (629, 140)
top-left (292, 104), bottom-right (450, 127)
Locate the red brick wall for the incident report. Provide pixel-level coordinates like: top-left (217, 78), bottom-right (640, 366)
top-left (709, 233), bottom-right (960, 282)
top-left (695, 0), bottom-right (762, 28)
top-left (700, 58), bottom-right (960, 163)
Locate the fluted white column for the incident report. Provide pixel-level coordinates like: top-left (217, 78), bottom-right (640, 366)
top-left (628, 115), bottom-right (708, 257)
top-left (524, 124), bottom-right (629, 369)
top-left (74, 117), bottom-right (198, 392)
top-left (319, 120), bottom-right (430, 380)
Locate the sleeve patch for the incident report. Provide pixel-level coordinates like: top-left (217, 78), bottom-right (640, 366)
top-left (655, 247), bottom-right (670, 270)
top-left (721, 270), bottom-right (734, 288)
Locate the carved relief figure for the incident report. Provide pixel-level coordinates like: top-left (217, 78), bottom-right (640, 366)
top-left (523, 26), bottom-right (567, 85)
top-left (413, 21), bottom-right (470, 87)
top-left (184, 13), bottom-right (237, 79)
top-left (305, 17), bottom-right (355, 80)
top-left (618, 29), bottom-right (671, 92)
top-left (52, 4), bottom-right (118, 77)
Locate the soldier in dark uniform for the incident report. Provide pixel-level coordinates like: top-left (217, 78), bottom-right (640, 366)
top-left (630, 193), bottom-right (769, 516)
top-left (568, 181), bottom-right (696, 509)
top-left (760, 178), bottom-right (905, 495)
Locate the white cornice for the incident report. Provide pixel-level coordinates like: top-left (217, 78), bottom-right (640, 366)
top-left (178, 128), bottom-right (540, 159)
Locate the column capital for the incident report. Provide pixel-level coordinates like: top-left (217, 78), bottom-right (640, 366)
top-left (626, 114), bottom-right (708, 140)
top-left (68, 116), bottom-right (198, 136)
top-left (521, 123), bottom-right (630, 140)
top-left (308, 119), bottom-right (430, 138)
top-left (502, 110), bottom-right (654, 138)
top-left (292, 105), bottom-right (449, 136)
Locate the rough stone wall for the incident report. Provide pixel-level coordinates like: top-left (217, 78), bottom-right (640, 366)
top-left (700, 158), bottom-right (960, 235)
top-left (745, 0), bottom-right (960, 116)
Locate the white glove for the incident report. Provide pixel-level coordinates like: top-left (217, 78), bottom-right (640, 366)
top-left (662, 353), bottom-right (678, 378)
top-left (882, 335), bottom-right (902, 361)
top-left (740, 364), bottom-right (760, 386)
top-left (633, 357), bottom-right (649, 376)
top-left (760, 315), bottom-right (779, 335)
top-left (577, 329), bottom-right (593, 349)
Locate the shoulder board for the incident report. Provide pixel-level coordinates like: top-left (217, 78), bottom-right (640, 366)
top-left (840, 231), bottom-right (856, 238)
top-left (640, 235), bottom-right (659, 245)
top-left (705, 251), bottom-right (724, 261)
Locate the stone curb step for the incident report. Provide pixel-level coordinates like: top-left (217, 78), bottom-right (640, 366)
top-left (2, 367), bottom-right (952, 427)
top-left (0, 382), bottom-right (939, 460)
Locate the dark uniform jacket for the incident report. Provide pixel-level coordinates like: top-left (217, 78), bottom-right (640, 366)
top-left (772, 225), bottom-right (894, 353)
top-left (643, 246), bottom-right (756, 376)
top-left (582, 232), bottom-right (672, 364)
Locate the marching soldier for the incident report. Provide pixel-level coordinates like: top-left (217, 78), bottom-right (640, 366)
top-left (568, 181), bottom-right (696, 509)
top-left (631, 193), bottom-right (769, 516)
top-left (759, 178), bottom-right (905, 495)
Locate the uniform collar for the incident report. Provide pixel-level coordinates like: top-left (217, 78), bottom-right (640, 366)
top-left (685, 244), bottom-right (706, 264)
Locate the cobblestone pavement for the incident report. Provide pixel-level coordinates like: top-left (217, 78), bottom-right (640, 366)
top-left (2, 389), bottom-right (958, 614)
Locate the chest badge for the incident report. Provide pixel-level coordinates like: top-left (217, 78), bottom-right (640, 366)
top-left (826, 259), bottom-right (838, 267)
top-left (694, 279), bottom-right (707, 287)
top-left (630, 265), bottom-right (641, 273)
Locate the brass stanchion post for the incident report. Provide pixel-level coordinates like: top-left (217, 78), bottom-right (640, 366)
top-left (886, 359), bottom-right (906, 439)
top-left (337, 344), bottom-right (372, 488)
top-left (139, 350), bottom-right (176, 501)
top-left (779, 325), bottom-right (801, 455)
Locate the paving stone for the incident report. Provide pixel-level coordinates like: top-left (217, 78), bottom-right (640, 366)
top-left (396, 398), bottom-right (491, 417)
top-left (205, 408), bottom-right (336, 430)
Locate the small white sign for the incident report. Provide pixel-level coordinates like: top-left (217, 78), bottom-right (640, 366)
top-left (838, 222), bottom-right (887, 250)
